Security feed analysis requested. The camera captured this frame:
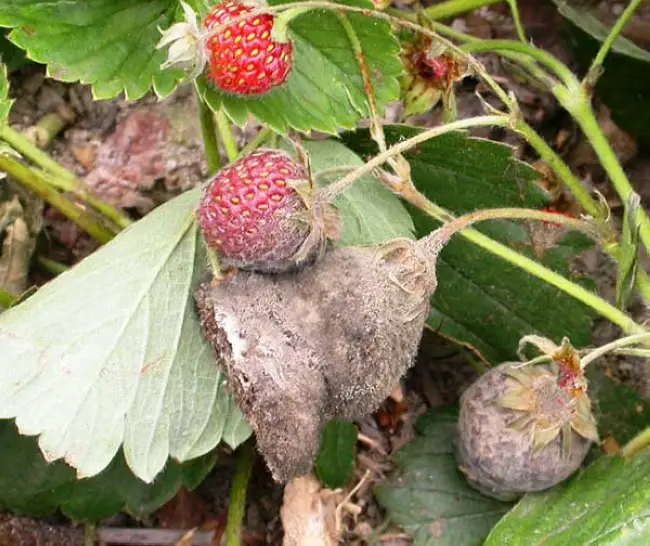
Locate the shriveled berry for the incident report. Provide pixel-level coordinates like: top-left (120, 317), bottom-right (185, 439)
top-left (203, 0), bottom-right (293, 96)
top-left (197, 148), bottom-right (318, 273)
top-left (455, 361), bottom-right (598, 501)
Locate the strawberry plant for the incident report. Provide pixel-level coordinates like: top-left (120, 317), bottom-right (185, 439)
top-left (1, 0), bottom-right (650, 543)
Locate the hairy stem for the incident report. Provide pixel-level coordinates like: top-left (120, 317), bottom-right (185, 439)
top-left (216, 110), bottom-right (239, 162)
top-left (560, 91), bottom-right (650, 256)
top-left (0, 155), bottom-right (115, 244)
top-left (580, 332), bottom-right (650, 369)
top-left (514, 120), bottom-right (602, 218)
top-left (584, 0), bottom-right (645, 90)
top-left (196, 88), bottom-right (221, 175)
top-left (424, 0), bottom-right (502, 19)
top-left (417, 207), bottom-right (645, 334)
top-left (318, 114), bottom-right (509, 203)
top-left (225, 440), bottom-right (256, 546)
top-left (336, 12), bottom-right (386, 154)
top-left (1, 125), bottom-right (131, 230)
top-left (461, 39), bottom-right (578, 89)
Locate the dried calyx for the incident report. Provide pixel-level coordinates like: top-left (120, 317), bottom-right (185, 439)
top-left (195, 209), bottom-right (593, 481)
top-left (455, 338), bottom-right (599, 501)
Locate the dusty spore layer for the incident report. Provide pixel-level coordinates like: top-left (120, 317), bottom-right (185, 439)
top-left (195, 239), bottom-right (436, 481)
top-left (455, 362), bottom-right (594, 501)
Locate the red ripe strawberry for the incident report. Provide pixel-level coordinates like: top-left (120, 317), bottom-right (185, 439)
top-left (198, 149), bottom-right (318, 273)
top-left (203, 0), bottom-right (293, 96)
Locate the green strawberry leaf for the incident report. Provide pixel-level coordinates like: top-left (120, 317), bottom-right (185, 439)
top-left (0, 143), bottom-right (409, 486)
top-left (292, 139), bottom-right (415, 245)
top-left (0, 0), bottom-right (184, 100)
top-left (0, 419), bottom-right (216, 520)
top-left (485, 449), bottom-right (650, 545)
top-left (341, 125), bottom-right (596, 363)
top-left (0, 187), bottom-right (251, 484)
top-left (0, 61), bottom-right (12, 128)
top-left (587, 369), bottom-right (650, 449)
top-left (315, 420), bottom-right (357, 489)
top-left (198, 0), bottom-right (402, 134)
top-left (375, 408), bottom-right (513, 545)
top-left (550, 0), bottom-right (650, 63)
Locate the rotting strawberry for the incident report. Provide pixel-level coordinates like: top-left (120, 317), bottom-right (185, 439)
top-left (203, 0), bottom-right (294, 96)
top-left (197, 148), bottom-right (325, 273)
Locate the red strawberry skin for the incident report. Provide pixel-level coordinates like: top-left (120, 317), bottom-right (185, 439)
top-left (203, 1), bottom-right (293, 96)
top-left (198, 149), bottom-right (313, 273)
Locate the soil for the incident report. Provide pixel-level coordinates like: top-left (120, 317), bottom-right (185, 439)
top-left (2, 0), bottom-right (650, 544)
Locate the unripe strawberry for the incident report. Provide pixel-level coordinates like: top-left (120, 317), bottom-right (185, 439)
top-left (197, 148), bottom-right (322, 273)
top-left (455, 360), bottom-right (598, 501)
top-left (203, 0), bottom-right (293, 96)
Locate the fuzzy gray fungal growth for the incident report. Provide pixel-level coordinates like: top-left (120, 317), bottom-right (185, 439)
top-left (455, 362), bottom-right (595, 501)
top-left (195, 238), bottom-right (438, 482)
top-left (195, 208), bottom-right (534, 482)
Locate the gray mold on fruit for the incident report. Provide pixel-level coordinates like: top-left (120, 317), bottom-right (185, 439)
top-left (455, 362), bottom-right (593, 501)
top-left (195, 239), bottom-right (437, 482)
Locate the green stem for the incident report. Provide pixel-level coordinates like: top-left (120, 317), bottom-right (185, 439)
top-left (584, 0), bottom-right (645, 90)
top-left (461, 39), bottom-right (578, 89)
top-left (563, 94), bottom-right (650, 256)
top-left (37, 255), bottom-right (69, 275)
top-left (622, 426), bottom-right (650, 458)
top-left (225, 440), bottom-right (256, 546)
top-left (336, 10), bottom-right (398, 177)
top-left (196, 88), bottom-right (221, 175)
top-left (423, 0), bottom-right (502, 20)
top-left (424, 206), bottom-right (645, 334)
top-left (612, 348), bottom-right (650, 358)
top-left (463, 44), bottom-right (650, 304)
top-left (272, 6), bottom-right (313, 41)
top-left (393, 0), bottom-right (524, 42)
top-left (237, 126), bottom-right (273, 158)
top-left (216, 110), bottom-right (239, 162)
top-left (0, 288), bottom-right (15, 308)
top-left (1, 124), bottom-right (77, 183)
top-left (0, 155), bottom-right (114, 244)
top-left (1, 125), bottom-right (131, 230)
top-left (506, 0), bottom-right (527, 43)
top-left (514, 120), bottom-right (602, 218)
top-left (319, 114), bottom-right (509, 203)
top-left (580, 332), bottom-right (650, 369)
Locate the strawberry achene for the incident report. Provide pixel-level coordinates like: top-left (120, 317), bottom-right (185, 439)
top-left (198, 149), bottom-right (312, 272)
top-left (203, 1), bottom-right (293, 96)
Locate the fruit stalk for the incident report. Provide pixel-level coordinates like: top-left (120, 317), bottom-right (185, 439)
top-left (0, 154), bottom-right (115, 244)
top-left (225, 440), bottom-right (256, 546)
top-left (584, 0), bottom-right (645, 90)
top-left (1, 125), bottom-right (131, 231)
top-left (196, 88), bottom-right (221, 175)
